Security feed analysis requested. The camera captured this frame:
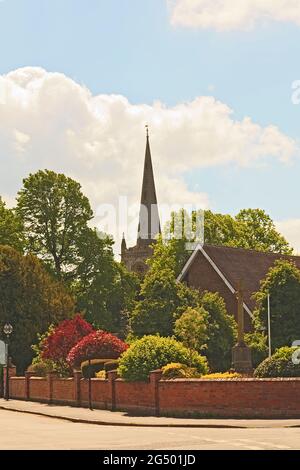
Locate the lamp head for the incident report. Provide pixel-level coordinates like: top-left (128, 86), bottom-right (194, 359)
top-left (3, 323), bottom-right (13, 336)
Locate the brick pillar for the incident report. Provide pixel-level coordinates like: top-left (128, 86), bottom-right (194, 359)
top-left (47, 372), bottom-right (56, 404)
top-left (25, 372), bottom-right (34, 401)
top-left (107, 370), bottom-right (118, 411)
top-left (150, 369), bottom-right (162, 417)
top-left (73, 370), bottom-right (82, 407)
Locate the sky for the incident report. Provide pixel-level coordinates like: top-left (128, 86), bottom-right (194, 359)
top-left (0, 0), bottom-right (300, 251)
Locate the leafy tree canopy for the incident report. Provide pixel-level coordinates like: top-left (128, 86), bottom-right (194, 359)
top-left (165, 208), bottom-right (292, 274)
top-left (174, 306), bottom-right (208, 353)
top-left (204, 208), bottom-right (291, 253)
top-left (253, 259), bottom-right (300, 351)
top-left (129, 237), bottom-right (200, 338)
top-left (199, 291), bottom-right (237, 372)
top-left (16, 170), bottom-right (136, 333)
top-left (16, 169), bottom-right (95, 280)
top-left (0, 245), bottom-right (75, 373)
top-left (0, 197), bottom-right (24, 251)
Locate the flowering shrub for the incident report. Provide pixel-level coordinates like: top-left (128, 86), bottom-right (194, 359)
top-left (96, 370), bottom-right (106, 379)
top-left (201, 372), bottom-right (242, 379)
top-left (67, 330), bottom-right (128, 368)
top-left (34, 314), bottom-right (94, 375)
top-left (161, 363), bottom-right (201, 379)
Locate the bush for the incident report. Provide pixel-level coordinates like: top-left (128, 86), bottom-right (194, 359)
top-left (161, 363), bottom-right (200, 379)
top-left (201, 372), bottom-right (242, 379)
top-left (254, 347), bottom-right (300, 378)
top-left (27, 361), bottom-right (55, 377)
top-left (118, 335), bottom-right (208, 382)
top-left (96, 370), bottom-right (106, 379)
top-left (245, 331), bottom-right (268, 368)
top-left (67, 330), bottom-right (128, 368)
top-left (40, 315), bottom-right (94, 364)
top-left (199, 292), bottom-right (237, 372)
top-left (174, 307), bottom-right (208, 353)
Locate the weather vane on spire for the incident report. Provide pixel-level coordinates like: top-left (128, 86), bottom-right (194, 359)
top-left (145, 124), bottom-right (149, 138)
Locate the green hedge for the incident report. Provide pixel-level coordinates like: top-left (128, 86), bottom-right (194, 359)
top-left (254, 347), bottom-right (300, 378)
top-left (118, 335), bottom-right (208, 382)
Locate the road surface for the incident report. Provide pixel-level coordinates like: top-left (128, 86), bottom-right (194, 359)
top-left (0, 409), bottom-right (300, 450)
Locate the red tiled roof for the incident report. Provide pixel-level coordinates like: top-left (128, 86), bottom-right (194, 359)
top-left (201, 244), bottom-right (300, 311)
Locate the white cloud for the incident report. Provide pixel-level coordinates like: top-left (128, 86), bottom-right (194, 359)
top-left (0, 67), bottom-right (298, 248)
top-left (169, 0), bottom-right (300, 31)
top-left (276, 219), bottom-right (300, 254)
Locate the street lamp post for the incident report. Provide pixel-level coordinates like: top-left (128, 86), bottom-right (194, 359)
top-left (88, 358), bottom-right (93, 411)
top-left (3, 323), bottom-right (13, 401)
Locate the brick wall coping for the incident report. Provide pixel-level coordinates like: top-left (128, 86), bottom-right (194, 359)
top-left (9, 375), bottom-right (300, 383)
top-left (9, 376), bottom-right (300, 382)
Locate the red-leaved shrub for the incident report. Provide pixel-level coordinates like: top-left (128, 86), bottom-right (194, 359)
top-left (67, 330), bottom-right (128, 368)
top-left (41, 314), bottom-right (94, 363)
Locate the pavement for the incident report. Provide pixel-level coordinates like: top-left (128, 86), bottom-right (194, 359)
top-left (1, 399), bottom-right (300, 429)
top-left (1, 408), bottom-right (300, 449)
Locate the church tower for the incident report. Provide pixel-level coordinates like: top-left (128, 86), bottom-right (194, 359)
top-left (121, 128), bottom-right (161, 274)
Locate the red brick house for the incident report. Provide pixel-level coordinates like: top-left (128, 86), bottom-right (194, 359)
top-left (177, 244), bottom-right (300, 331)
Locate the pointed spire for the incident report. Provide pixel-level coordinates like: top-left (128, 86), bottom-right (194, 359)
top-left (121, 232), bottom-right (127, 254)
top-left (137, 127), bottom-right (161, 246)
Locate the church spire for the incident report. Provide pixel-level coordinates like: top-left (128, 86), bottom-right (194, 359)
top-left (137, 127), bottom-right (161, 245)
top-left (121, 232), bottom-right (127, 255)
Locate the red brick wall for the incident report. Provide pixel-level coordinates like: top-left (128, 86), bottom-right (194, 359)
top-left (10, 377), bottom-right (26, 399)
top-left (29, 378), bottom-right (48, 402)
top-left (184, 251), bottom-right (252, 331)
top-left (159, 378), bottom-right (300, 418)
top-left (80, 379), bottom-right (110, 409)
top-left (7, 370), bottom-right (300, 418)
top-left (52, 378), bottom-right (74, 403)
top-left (115, 380), bottom-right (154, 411)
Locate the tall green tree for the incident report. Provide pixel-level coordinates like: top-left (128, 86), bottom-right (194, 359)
top-left (199, 291), bottom-right (237, 372)
top-left (16, 170), bottom-right (130, 331)
top-left (16, 170), bottom-right (95, 280)
top-left (253, 259), bottom-right (300, 351)
top-left (235, 209), bottom-right (292, 254)
top-left (129, 237), bottom-right (199, 337)
top-left (204, 209), bottom-right (291, 253)
top-left (167, 208), bottom-right (292, 258)
top-left (174, 291), bottom-right (237, 372)
top-left (76, 259), bottom-right (139, 335)
top-left (203, 210), bottom-right (238, 247)
top-left (0, 197), bottom-right (24, 251)
top-left (0, 245), bottom-right (74, 373)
